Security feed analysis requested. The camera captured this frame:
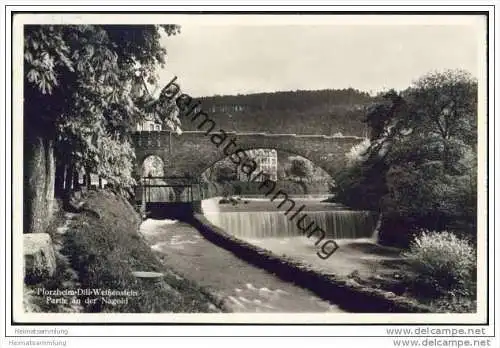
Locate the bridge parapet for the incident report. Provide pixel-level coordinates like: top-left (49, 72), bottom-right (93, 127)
top-left (132, 131), bottom-right (171, 149)
top-left (133, 130), bottom-right (365, 140)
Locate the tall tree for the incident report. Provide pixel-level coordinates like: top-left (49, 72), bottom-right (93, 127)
top-left (288, 157), bottom-right (314, 182)
top-left (212, 159), bottom-right (237, 183)
top-left (24, 25), bottom-right (180, 234)
top-left (333, 69), bottom-right (478, 246)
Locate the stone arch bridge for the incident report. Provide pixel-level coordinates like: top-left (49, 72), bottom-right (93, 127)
top-left (132, 131), bottom-right (365, 179)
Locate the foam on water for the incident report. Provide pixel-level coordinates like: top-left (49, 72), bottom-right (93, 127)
top-left (200, 197), bottom-right (221, 214)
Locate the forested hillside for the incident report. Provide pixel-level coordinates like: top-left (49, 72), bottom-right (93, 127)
top-left (188, 88), bottom-right (374, 136)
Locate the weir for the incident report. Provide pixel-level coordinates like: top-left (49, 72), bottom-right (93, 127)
top-left (201, 198), bottom-right (377, 240)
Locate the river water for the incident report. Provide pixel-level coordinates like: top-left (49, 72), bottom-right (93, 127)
top-left (140, 196), bottom-right (399, 312)
top-left (200, 196), bottom-right (400, 279)
top-left (141, 218), bottom-right (344, 312)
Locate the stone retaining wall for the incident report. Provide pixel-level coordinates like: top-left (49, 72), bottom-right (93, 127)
top-left (190, 214), bottom-right (432, 313)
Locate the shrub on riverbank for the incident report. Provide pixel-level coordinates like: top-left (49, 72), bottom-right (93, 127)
top-left (63, 189), bottom-right (220, 313)
top-left (402, 230), bottom-right (476, 312)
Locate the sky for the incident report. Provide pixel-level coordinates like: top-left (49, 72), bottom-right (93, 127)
top-left (156, 18), bottom-right (484, 98)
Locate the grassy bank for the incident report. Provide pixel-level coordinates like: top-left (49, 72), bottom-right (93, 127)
top-left (60, 189), bottom-right (221, 313)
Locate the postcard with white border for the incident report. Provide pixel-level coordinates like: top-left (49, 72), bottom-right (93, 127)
top-left (6, 8), bottom-right (493, 331)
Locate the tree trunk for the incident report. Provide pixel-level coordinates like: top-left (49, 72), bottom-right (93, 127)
top-left (64, 163), bottom-right (73, 195)
top-left (54, 158), bottom-right (65, 198)
top-left (98, 176), bottom-right (103, 189)
top-left (24, 136), bottom-right (55, 234)
top-left (23, 89), bottom-right (57, 234)
top-left (73, 169), bottom-right (79, 190)
top-left (84, 167), bottom-right (91, 189)
top-left (45, 139), bottom-right (56, 217)
top-left (372, 212), bottom-right (383, 242)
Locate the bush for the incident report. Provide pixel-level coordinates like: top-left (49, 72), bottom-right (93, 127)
top-left (403, 230), bottom-right (476, 298)
top-left (403, 231), bottom-right (476, 298)
top-left (345, 138), bottom-right (371, 166)
top-left (430, 295), bottom-right (476, 313)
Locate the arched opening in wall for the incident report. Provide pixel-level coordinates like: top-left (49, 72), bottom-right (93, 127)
top-left (279, 152), bottom-right (334, 194)
top-left (142, 155), bottom-right (165, 177)
top-left (199, 148), bottom-right (334, 198)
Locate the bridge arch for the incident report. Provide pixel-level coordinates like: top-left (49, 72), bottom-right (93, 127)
top-left (136, 152), bottom-right (178, 178)
top-left (132, 131), bottom-right (366, 180)
top-left (199, 146), bottom-right (333, 183)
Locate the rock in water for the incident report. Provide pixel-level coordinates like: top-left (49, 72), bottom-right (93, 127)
top-left (24, 233), bottom-right (57, 284)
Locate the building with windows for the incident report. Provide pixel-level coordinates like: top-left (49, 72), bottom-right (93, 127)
top-left (136, 113), bottom-right (163, 131)
top-left (237, 149), bottom-right (278, 181)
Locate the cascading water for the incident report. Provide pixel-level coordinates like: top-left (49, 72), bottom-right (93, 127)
top-left (203, 207), bottom-right (376, 240)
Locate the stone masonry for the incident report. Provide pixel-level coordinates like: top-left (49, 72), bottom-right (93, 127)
top-left (132, 131), bottom-right (365, 178)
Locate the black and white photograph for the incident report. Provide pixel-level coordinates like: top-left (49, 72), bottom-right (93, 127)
top-left (3, 7), bottom-right (495, 340)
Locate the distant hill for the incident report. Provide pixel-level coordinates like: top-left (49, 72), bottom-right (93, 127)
top-left (185, 88), bottom-right (373, 136)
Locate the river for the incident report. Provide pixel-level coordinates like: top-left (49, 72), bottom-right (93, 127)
top-left (201, 196), bottom-right (400, 278)
top-left (140, 195), bottom-right (400, 312)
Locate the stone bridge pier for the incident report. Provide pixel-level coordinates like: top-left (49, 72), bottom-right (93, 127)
top-left (131, 131), bottom-right (366, 180)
